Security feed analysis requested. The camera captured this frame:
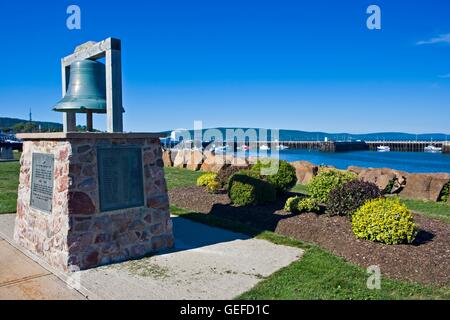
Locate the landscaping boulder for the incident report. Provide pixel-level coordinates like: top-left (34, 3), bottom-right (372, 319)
top-left (347, 166), bottom-right (365, 175)
top-left (186, 150), bottom-right (204, 171)
top-left (358, 168), bottom-right (396, 192)
top-left (162, 150), bottom-right (173, 167)
top-left (225, 155), bottom-right (248, 167)
top-left (290, 161), bottom-right (318, 185)
top-left (391, 171), bottom-right (408, 194)
top-left (200, 152), bottom-right (226, 173)
top-left (357, 168), bottom-right (407, 194)
top-left (400, 173), bottom-right (450, 201)
top-left (173, 150), bottom-right (187, 168)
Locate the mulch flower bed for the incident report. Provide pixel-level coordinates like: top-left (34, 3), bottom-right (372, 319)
top-left (169, 186), bottom-right (450, 287)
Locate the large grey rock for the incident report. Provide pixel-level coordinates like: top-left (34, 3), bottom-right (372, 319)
top-left (400, 173), bottom-right (450, 201)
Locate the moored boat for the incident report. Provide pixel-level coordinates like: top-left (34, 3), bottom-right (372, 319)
top-left (276, 144), bottom-right (289, 150)
top-left (377, 145), bottom-right (390, 152)
top-left (424, 145), bottom-right (442, 153)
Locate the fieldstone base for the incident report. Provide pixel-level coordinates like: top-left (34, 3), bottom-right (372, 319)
top-left (14, 133), bottom-right (174, 272)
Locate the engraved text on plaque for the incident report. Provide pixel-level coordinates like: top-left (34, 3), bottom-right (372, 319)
top-left (30, 153), bottom-right (55, 213)
top-left (97, 146), bottom-right (144, 212)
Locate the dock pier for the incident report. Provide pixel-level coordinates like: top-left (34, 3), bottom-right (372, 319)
top-left (238, 141), bottom-right (449, 153)
top-left (167, 140), bottom-right (450, 153)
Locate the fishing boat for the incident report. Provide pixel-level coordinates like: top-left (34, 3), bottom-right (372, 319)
top-left (377, 145), bottom-right (390, 152)
top-left (424, 145), bottom-right (442, 153)
top-left (241, 145), bottom-right (250, 151)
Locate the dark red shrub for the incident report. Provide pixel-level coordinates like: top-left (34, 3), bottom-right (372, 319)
top-left (327, 180), bottom-right (382, 216)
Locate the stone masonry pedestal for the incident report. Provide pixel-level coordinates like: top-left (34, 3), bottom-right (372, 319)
top-left (14, 132), bottom-right (174, 272)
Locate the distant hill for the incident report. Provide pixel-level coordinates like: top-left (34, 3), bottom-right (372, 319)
top-left (162, 127), bottom-right (450, 142)
top-left (0, 117), bottom-right (62, 133)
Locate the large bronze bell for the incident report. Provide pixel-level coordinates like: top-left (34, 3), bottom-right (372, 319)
top-left (53, 59), bottom-right (107, 113)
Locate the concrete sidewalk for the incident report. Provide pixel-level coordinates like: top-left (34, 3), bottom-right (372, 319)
top-left (0, 237), bottom-right (85, 300)
top-left (0, 214), bottom-right (303, 300)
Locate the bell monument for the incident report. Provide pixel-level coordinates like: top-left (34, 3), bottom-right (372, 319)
top-left (13, 38), bottom-right (174, 271)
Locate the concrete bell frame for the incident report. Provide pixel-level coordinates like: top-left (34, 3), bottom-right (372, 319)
top-left (61, 37), bottom-right (123, 133)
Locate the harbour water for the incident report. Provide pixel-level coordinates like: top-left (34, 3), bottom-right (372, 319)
top-left (232, 149), bottom-right (450, 174)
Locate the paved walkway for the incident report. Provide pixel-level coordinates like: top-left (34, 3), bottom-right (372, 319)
top-left (0, 214), bottom-right (303, 300)
top-left (0, 237), bottom-right (85, 300)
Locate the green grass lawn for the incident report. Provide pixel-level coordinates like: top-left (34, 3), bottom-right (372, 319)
top-left (0, 159), bottom-right (20, 214)
top-left (171, 205), bottom-right (450, 300)
top-left (400, 198), bottom-right (450, 223)
top-left (164, 167), bottom-right (203, 190)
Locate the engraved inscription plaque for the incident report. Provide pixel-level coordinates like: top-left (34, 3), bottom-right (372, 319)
top-left (30, 153), bottom-right (55, 213)
top-left (97, 146), bottom-right (144, 212)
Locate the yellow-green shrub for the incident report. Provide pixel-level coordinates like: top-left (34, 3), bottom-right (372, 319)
top-left (206, 179), bottom-right (221, 193)
top-left (196, 173), bottom-right (220, 193)
top-left (284, 196), bottom-right (319, 213)
top-left (197, 173), bottom-right (218, 187)
top-left (297, 198), bottom-right (320, 213)
top-left (284, 196), bottom-right (301, 212)
top-left (351, 197), bottom-right (417, 245)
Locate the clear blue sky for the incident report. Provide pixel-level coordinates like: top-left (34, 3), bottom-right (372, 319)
top-left (0, 0), bottom-right (449, 133)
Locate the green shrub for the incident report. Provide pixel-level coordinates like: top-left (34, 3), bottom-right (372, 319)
top-left (229, 181), bottom-right (257, 206)
top-left (307, 169), bottom-right (356, 203)
top-left (228, 171), bottom-right (276, 206)
top-left (217, 165), bottom-right (249, 188)
top-left (227, 169), bottom-right (260, 189)
top-left (439, 182), bottom-right (450, 202)
top-left (297, 198), bottom-right (320, 213)
top-left (327, 180), bottom-right (382, 216)
top-left (252, 159), bottom-right (297, 193)
top-left (284, 196), bottom-right (301, 212)
top-left (351, 197), bottom-right (417, 245)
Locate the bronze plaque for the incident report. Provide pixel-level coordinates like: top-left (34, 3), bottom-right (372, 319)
top-left (30, 153), bottom-right (54, 213)
top-left (97, 146), bottom-right (144, 212)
